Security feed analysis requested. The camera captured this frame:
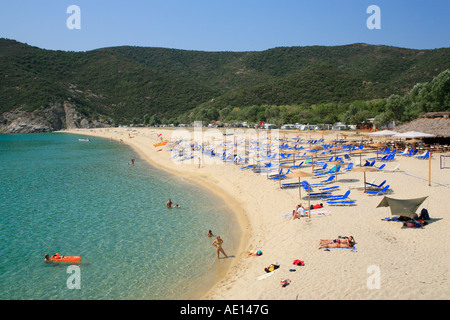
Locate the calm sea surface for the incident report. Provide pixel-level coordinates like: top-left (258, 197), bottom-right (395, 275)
top-left (0, 133), bottom-right (238, 300)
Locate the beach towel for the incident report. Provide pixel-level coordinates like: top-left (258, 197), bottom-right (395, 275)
top-left (381, 216), bottom-right (403, 222)
top-left (256, 272), bottom-right (274, 281)
top-left (282, 210), bottom-right (330, 219)
top-left (324, 246), bottom-right (357, 252)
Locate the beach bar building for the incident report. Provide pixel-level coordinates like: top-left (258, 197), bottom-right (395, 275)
top-left (394, 112), bottom-right (450, 152)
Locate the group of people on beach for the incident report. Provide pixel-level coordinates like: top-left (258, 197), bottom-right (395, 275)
top-left (166, 198), bottom-right (228, 258)
top-left (291, 203), bottom-right (356, 249)
top-left (292, 203), bottom-right (323, 219)
top-left (318, 236), bottom-right (356, 249)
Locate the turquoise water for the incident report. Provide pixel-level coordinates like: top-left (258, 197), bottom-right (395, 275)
top-left (0, 133), bottom-right (238, 300)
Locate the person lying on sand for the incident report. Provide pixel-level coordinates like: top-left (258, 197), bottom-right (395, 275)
top-left (318, 236), bottom-right (355, 249)
top-left (246, 249), bottom-right (262, 257)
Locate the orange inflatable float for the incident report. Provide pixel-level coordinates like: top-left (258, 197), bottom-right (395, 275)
top-left (45, 253), bottom-right (81, 263)
top-left (153, 141), bottom-right (167, 147)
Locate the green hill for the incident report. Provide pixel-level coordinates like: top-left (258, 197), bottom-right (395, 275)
top-left (0, 38), bottom-right (449, 131)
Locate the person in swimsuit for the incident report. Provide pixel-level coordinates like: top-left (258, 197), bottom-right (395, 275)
top-left (292, 204), bottom-right (306, 219)
top-left (212, 236), bottom-right (228, 258)
top-left (318, 236), bottom-right (355, 249)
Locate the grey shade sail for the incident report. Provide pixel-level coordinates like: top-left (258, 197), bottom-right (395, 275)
top-left (377, 196), bottom-right (428, 218)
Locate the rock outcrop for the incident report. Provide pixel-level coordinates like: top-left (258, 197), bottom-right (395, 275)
top-left (0, 102), bottom-right (110, 133)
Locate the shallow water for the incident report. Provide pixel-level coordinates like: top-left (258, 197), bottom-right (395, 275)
top-left (0, 133), bottom-right (238, 300)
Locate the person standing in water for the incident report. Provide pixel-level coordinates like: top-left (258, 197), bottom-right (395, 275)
top-left (212, 236), bottom-right (228, 259)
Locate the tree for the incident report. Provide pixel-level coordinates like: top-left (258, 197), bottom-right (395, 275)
top-left (385, 94), bottom-right (404, 122)
top-left (148, 114), bottom-right (161, 126)
top-left (429, 69), bottom-right (450, 111)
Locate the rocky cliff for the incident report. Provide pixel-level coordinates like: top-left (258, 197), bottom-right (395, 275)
top-left (0, 102), bottom-right (110, 133)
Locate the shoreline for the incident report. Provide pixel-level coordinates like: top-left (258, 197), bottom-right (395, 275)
top-left (61, 127), bottom-right (450, 300)
top-left (61, 128), bottom-right (251, 300)
top-left (124, 134), bottom-right (250, 300)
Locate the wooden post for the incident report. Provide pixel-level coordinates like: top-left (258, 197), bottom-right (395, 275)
top-left (429, 151), bottom-right (431, 186)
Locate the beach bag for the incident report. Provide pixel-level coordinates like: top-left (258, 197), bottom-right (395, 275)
top-left (280, 279), bottom-right (291, 287)
top-left (293, 259), bottom-right (305, 266)
top-left (405, 220), bottom-right (421, 228)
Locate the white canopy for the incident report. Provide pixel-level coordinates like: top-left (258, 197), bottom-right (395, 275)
top-left (393, 131), bottom-right (436, 139)
top-left (368, 130), bottom-right (398, 136)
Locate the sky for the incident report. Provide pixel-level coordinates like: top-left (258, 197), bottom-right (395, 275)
top-left (0, 0), bottom-right (449, 52)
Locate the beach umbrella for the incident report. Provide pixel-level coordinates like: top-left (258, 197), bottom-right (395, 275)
top-left (352, 166), bottom-right (379, 193)
top-left (404, 138), bottom-right (422, 151)
top-left (331, 161), bottom-right (345, 181)
top-left (275, 164), bottom-right (292, 188)
top-left (283, 150), bottom-right (300, 165)
top-left (328, 145), bottom-right (341, 158)
top-left (368, 142), bottom-right (385, 159)
top-left (377, 196), bottom-right (428, 218)
top-left (352, 149), bottom-right (370, 166)
top-left (286, 170), bottom-right (313, 203)
top-left (308, 145), bottom-right (324, 171)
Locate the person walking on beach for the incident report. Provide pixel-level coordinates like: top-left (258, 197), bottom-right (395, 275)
top-left (212, 236), bottom-right (228, 259)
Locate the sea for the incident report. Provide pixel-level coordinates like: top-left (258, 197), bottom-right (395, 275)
top-left (0, 133), bottom-right (239, 300)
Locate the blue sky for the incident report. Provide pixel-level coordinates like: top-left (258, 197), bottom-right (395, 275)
top-left (0, 0), bottom-right (449, 52)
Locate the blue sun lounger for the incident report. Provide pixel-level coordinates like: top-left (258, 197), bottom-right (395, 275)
top-left (327, 200), bottom-right (356, 206)
top-left (303, 180), bottom-right (339, 192)
top-left (366, 180), bottom-right (386, 189)
top-left (311, 175), bottom-right (336, 186)
top-left (281, 182), bottom-right (299, 189)
top-left (344, 162), bottom-right (354, 171)
top-left (318, 185), bottom-right (340, 192)
top-left (270, 169), bottom-right (290, 180)
top-left (320, 190), bottom-right (351, 200)
top-left (313, 165), bottom-right (341, 178)
top-left (366, 185), bottom-right (390, 196)
top-left (416, 150), bottom-right (431, 159)
top-left (301, 181), bottom-right (332, 198)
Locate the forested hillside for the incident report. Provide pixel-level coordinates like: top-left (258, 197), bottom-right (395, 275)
top-left (1, 38), bottom-right (449, 131)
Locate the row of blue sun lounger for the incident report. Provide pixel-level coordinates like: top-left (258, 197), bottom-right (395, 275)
top-left (300, 182), bottom-right (356, 205)
top-left (282, 177), bottom-right (390, 202)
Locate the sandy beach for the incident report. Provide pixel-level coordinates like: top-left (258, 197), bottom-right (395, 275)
top-left (63, 127), bottom-right (450, 300)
